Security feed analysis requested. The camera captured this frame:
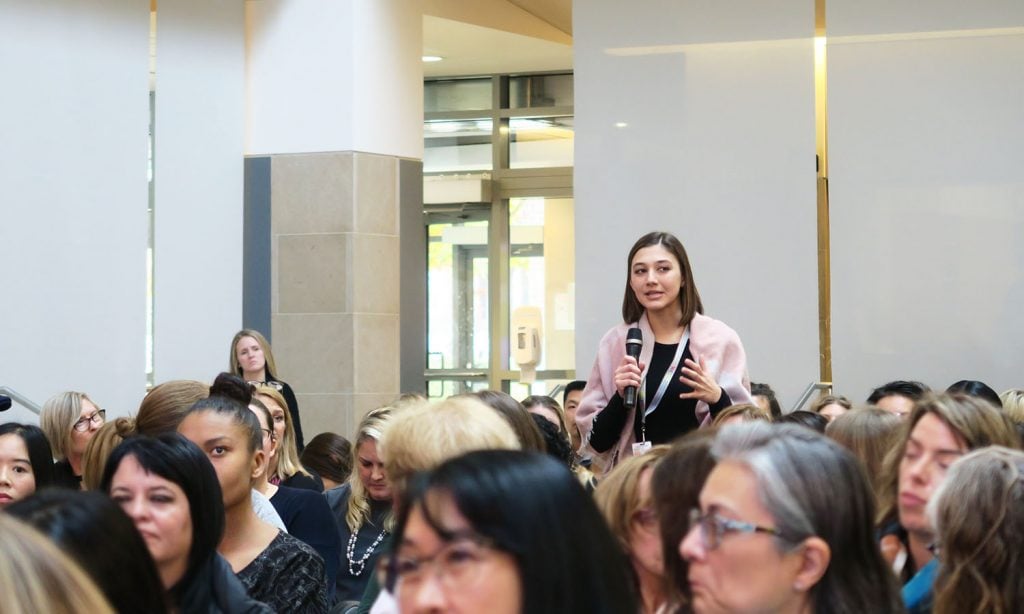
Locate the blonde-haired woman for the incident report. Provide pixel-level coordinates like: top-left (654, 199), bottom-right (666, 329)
top-left (81, 417), bottom-right (136, 491)
top-left (1000, 389), bottom-right (1024, 426)
top-left (0, 514), bottom-right (115, 613)
top-left (595, 446), bottom-right (673, 614)
top-left (326, 407), bottom-right (396, 604)
top-left (40, 391), bottom-right (106, 489)
top-left (253, 383), bottom-right (321, 491)
top-left (231, 329), bottom-right (305, 450)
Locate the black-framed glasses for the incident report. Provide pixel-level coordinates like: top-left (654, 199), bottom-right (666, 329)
top-left (73, 410), bottom-right (106, 432)
top-left (688, 508), bottom-right (784, 550)
top-left (260, 427), bottom-right (276, 442)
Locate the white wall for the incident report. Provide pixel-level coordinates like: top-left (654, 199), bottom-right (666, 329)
top-left (828, 2), bottom-right (1024, 398)
top-left (573, 0), bottom-right (820, 408)
top-left (246, 0), bottom-right (423, 159)
top-left (0, 1), bottom-right (150, 420)
top-left (153, 0), bottom-right (245, 383)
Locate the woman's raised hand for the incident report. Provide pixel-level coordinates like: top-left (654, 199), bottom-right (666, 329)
top-left (679, 356), bottom-right (723, 404)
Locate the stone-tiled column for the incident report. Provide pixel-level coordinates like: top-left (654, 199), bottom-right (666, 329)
top-left (245, 0), bottom-right (422, 439)
top-left (269, 152), bottom-right (415, 438)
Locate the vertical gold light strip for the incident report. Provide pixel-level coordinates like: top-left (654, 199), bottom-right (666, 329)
top-left (146, 2), bottom-right (157, 389)
top-left (814, 0), bottom-right (832, 385)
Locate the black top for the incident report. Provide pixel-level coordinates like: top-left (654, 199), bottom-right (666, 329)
top-left (281, 470), bottom-right (324, 493)
top-left (325, 484), bottom-right (392, 604)
top-left (176, 553), bottom-right (273, 614)
top-left (52, 459), bottom-right (81, 490)
top-left (590, 341), bottom-right (732, 451)
top-left (237, 531), bottom-right (328, 614)
top-left (270, 486), bottom-right (341, 602)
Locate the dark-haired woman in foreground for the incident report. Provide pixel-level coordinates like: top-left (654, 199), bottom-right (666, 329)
top-left (8, 488), bottom-right (169, 613)
top-left (179, 373), bottom-right (327, 613)
top-left (101, 434), bottom-right (271, 613)
top-left (384, 449), bottom-right (636, 614)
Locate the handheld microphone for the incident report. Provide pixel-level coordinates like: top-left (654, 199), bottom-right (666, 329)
top-left (624, 327), bottom-right (643, 409)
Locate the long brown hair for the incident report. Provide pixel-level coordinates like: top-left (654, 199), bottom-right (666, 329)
top-left (876, 393), bottom-right (1020, 528)
top-left (621, 232), bottom-right (703, 325)
top-left (933, 447), bottom-right (1024, 614)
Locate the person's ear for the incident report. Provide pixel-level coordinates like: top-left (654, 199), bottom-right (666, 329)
top-left (250, 448), bottom-right (267, 481)
top-left (792, 537), bottom-right (830, 593)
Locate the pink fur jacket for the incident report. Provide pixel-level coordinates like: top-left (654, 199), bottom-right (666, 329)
top-left (575, 312), bottom-right (752, 468)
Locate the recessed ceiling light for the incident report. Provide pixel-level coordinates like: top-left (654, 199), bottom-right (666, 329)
top-left (615, 122), bottom-right (629, 128)
top-left (422, 55), bottom-right (444, 62)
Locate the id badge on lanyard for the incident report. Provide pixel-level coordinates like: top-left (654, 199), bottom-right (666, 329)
top-left (636, 329), bottom-right (690, 448)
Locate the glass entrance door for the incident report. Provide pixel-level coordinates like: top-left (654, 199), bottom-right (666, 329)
top-left (425, 197), bottom-right (576, 401)
top-left (426, 207), bottom-right (490, 398)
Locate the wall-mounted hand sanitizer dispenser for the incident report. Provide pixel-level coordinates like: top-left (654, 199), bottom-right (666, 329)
top-left (511, 306), bottom-right (542, 382)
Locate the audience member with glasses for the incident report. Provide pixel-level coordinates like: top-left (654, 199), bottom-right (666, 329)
top-left (40, 390), bottom-right (105, 489)
top-left (594, 445), bottom-right (672, 614)
top-left (382, 450), bottom-right (635, 614)
top-left (681, 422), bottom-right (903, 614)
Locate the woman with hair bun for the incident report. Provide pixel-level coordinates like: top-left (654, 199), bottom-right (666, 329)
top-left (81, 416), bottom-right (136, 490)
top-left (179, 373), bottom-right (327, 613)
top-left (231, 329), bottom-right (304, 451)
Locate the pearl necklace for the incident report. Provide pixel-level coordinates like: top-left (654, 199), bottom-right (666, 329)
top-left (347, 524), bottom-right (388, 576)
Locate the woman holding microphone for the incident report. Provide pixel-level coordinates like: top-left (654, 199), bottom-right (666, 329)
top-left (576, 231), bottom-right (751, 469)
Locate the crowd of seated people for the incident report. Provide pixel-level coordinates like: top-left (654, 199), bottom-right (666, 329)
top-left (3, 322), bottom-right (1023, 614)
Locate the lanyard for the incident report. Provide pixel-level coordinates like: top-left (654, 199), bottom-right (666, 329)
top-left (638, 328), bottom-right (689, 443)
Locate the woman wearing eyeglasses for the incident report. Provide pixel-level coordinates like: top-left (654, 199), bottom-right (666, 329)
top-left (385, 449), bottom-right (635, 614)
top-left (231, 329), bottom-right (305, 451)
top-left (40, 390), bottom-right (105, 489)
top-left (681, 422), bottom-right (903, 614)
top-left (594, 446), bottom-right (672, 614)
